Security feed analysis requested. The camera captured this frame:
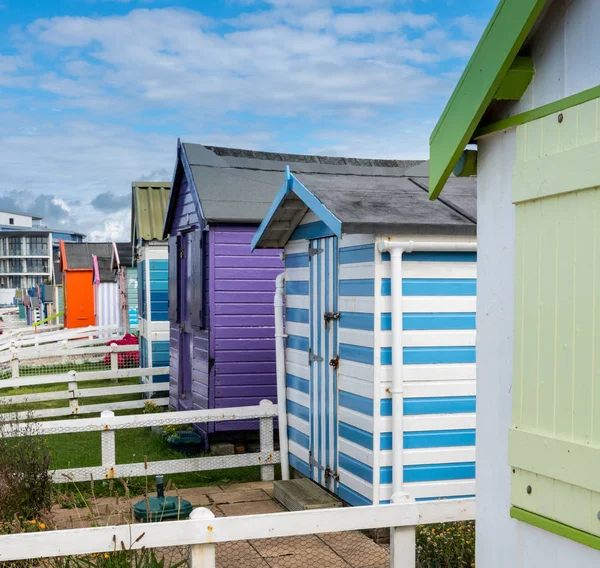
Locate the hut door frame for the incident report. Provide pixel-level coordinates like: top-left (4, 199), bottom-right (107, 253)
top-left (178, 231), bottom-right (194, 410)
top-left (308, 235), bottom-right (339, 493)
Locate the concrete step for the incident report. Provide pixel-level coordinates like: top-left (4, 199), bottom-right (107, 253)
top-left (273, 478), bottom-right (343, 511)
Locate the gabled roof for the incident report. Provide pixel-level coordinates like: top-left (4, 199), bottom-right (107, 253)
top-left (252, 163), bottom-right (476, 249)
top-left (131, 182), bottom-right (171, 243)
top-left (164, 142), bottom-right (422, 233)
top-left (429, 0), bottom-right (547, 199)
top-left (60, 242), bottom-right (113, 271)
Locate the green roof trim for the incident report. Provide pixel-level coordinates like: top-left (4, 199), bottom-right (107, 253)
top-left (131, 182), bottom-right (171, 243)
top-left (428, 0), bottom-right (547, 200)
top-left (495, 56), bottom-right (535, 101)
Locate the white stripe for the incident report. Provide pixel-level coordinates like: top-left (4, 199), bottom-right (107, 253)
top-left (289, 440), bottom-right (309, 464)
top-left (284, 268), bottom-right (309, 281)
top-left (339, 328), bottom-right (374, 348)
top-left (339, 438), bottom-right (375, 467)
top-left (288, 414), bottom-right (310, 436)
top-left (300, 211), bottom-right (320, 225)
top-left (381, 413), bottom-right (476, 432)
top-left (285, 295), bottom-right (309, 309)
top-left (286, 321), bottom-right (309, 338)
top-left (379, 234), bottom-right (476, 246)
top-left (338, 468), bottom-right (373, 501)
top-left (286, 240), bottom-right (309, 255)
top-left (379, 480), bottom-right (476, 501)
top-left (286, 361), bottom-right (309, 381)
top-left (387, 296), bottom-right (477, 313)
top-left (338, 359), bottom-right (374, 382)
top-left (380, 262), bottom-right (477, 280)
top-left (339, 406), bottom-right (373, 433)
top-left (328, 237), bottom-right (335, 484)
top-left (380, 446), bottom-right (476, 467)
top-left (319, 240), bottom-right (327, 480)
top-left (339, 296), bottom-right (374, 313)
top-left (339, 234), bottom-right (375, 247)
top-left (379, 330), bottom-right (477, 348)
top-left (338, 375), bottom-right (374, 399)
top-left (287, 387), bottom-right (310, 408)
top-left (310, 241), bottom-right (318, 481)
top-left (286, 348), bottom-right (307, 366)
top-left (403, 363), bottom-right (477, 381)
top-left (339, 263), bottom-right (374, 280)
top-left (381, 380), bottom-right (477, 399)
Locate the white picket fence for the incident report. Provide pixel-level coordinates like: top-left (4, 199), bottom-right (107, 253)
top-left (0, 342), bottom-right (169, 419)
top-left (3, 402), bottom-right (279, 483)
top-left (0, 496), bottom-right (476, 567)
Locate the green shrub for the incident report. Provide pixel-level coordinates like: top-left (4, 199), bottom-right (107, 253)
top-left (416, 521), bottom-right (475, 568)
top-left (0, 411), bottom-right (53, 523)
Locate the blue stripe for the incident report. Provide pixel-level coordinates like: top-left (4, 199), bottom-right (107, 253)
top-left (381, 278), bottom-right (477, 296)
top-left (339, 343), bottom-right (374, 365)
top-left (289, 453), bottom-right (311, 477)
top-left (339, 279), bottom-right (374, 297)
top-left (285, 253), bottom-right (309, 268)
top-left (380, 346), bottom-right (476, 365)
top-left (339, 452), bottom-right (373, 483)
top-left (381, 429), bottom-right (477, 450)
top-left (333, 238), bottom-right (339, 486)
top-left (286, 281), bottom-right (309, 295)
top-left (287, 400), bottom-right (309, 422)
top-left (287, 334), bottom-right (309, 352)
top-left (286, 308), bottom-right (309, 323)
top-left (290, 221), bottom-right (335, 241)
top-left (380, 462), bottom-right (476, 484)
top-left (341, 312), bottom-right (476, 331)
top-left (286, 373), bottom-right (309, 393)
top-left (340, 312), bottom-right (374, 330)
top-left (380, 396), bottom-right (477, 416)
top-left (339, 391), bottom-right (374, 416)
top-left (381, 251), bottom-right (477, 263)
top-left (288, 426), bottom-right (309, 449)
top-left (338, 484), bottom-right (372, 506)
top-left (339, 244), bottom-right (375, 264)
top-left (149, 260), bottom-right (168, 270)
top-left (339, 422), bottom-right (373, 450)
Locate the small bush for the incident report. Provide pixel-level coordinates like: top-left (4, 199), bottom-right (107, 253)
top-left (416, 521), bottom-right (475, 568)
top-left (0, 411), bottom-right (53, 523)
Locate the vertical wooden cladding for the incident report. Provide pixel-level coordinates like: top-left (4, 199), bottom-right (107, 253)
top-left (212, 225), bottom-right (283, 411)
top-left (190, 231), bottom-right (204, 329)
top-left (168, 236), bottom-right (178, 322)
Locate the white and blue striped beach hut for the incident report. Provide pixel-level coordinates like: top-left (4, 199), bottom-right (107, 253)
top-left (252, 159), bottom-right (477, 506)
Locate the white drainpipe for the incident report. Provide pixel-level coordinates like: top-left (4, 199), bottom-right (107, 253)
top-left (274, 272), bottom-right (290, 480)
top-left (377, 239), bottom-right (477, 500)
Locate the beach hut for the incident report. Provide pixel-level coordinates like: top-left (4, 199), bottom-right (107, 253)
top-left (131, 182), bottom-right (171, 384)
top-left (112, 242), bottom-right (138, 333)
top-left (59, 241), bottom-right (113, 329)
top-left (92, 249), bottom-right (120, 334)
top-left (429, 0), bottom-right (600, 565)
top-left (252, 162), bottom-right (477, 506)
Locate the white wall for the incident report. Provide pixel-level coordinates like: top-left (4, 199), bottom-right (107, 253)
top-left (0, 212), bottom-right (33, 228)
top-left (476, 97), bottom-right (600, 568)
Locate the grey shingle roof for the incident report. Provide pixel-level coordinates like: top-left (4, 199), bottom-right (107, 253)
top-left (62, 242), bottom-right (113, 270)
top-left (181, 143), bottom-right (421, 224)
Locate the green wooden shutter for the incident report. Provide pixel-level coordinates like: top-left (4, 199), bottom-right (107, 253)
top-left (509, 98), bottom-right (600, 540)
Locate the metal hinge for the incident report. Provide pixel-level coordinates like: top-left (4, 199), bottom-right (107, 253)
top-left (309, 453), bottom-right (325, 471)
top-left (308, 247), bottom-right (323, 258)
top-left (179, 247), bottom-right (185, 259)
top-left (324, 311), bottom-right (340, 325)
top-left (308, 349), bottom-right (323, 363)
top-left (329, 355), bottom-right (339, 370)
top-left (179, 322), bottom-right (185, 332)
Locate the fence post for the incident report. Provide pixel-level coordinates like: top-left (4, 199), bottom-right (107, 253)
top-left (189, 508), bottom-right (216, 568)
top-left (10, 343), bottom-right (19, 381)
top-left (68, 370), bottom-right (79, 414)
top-left (101, 409), bottom-right (116, 478)
top-left (110, 343), bottom-right (118, 383)
top-left (390, 493), bottom-right (417, 568)
top-left (259, 399), bottom-right (275, 481)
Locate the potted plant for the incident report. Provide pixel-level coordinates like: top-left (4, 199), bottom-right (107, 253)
top-left (162, 424), bottom-right (203, 454)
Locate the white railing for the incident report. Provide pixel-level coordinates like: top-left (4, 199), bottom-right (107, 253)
top-left (3, 401), bottom-right (279, 483)
top-left (0, 325), bottom-right (122, 351)
top-left (0, 497), bottom-right (476, 567)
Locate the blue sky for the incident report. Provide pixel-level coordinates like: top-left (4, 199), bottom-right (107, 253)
top-left (0, 0), bottom-right (496, 240)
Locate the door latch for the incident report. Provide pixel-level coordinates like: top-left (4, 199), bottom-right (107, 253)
top-left (324, 311), bottom-right (340, 325)
top-left (179, 247), bottom-right (185, 259)
top-left (329, 355), bottom-right (339, 370)
top-left (309, 349), bottom-right (323, 363)
top-left (324, 468), bottom-right (340, 482)
top-left (179, 322), bottom-right (185, 332)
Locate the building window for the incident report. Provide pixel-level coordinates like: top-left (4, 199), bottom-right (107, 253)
top-left (9, 218), bottom-right (14, 225)
top-left (8, 237), bottom-right (21, 256)
top-left (26, 236), bottom-right (48, 256)
top-left (26, 259), bottom-right (47, 273)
